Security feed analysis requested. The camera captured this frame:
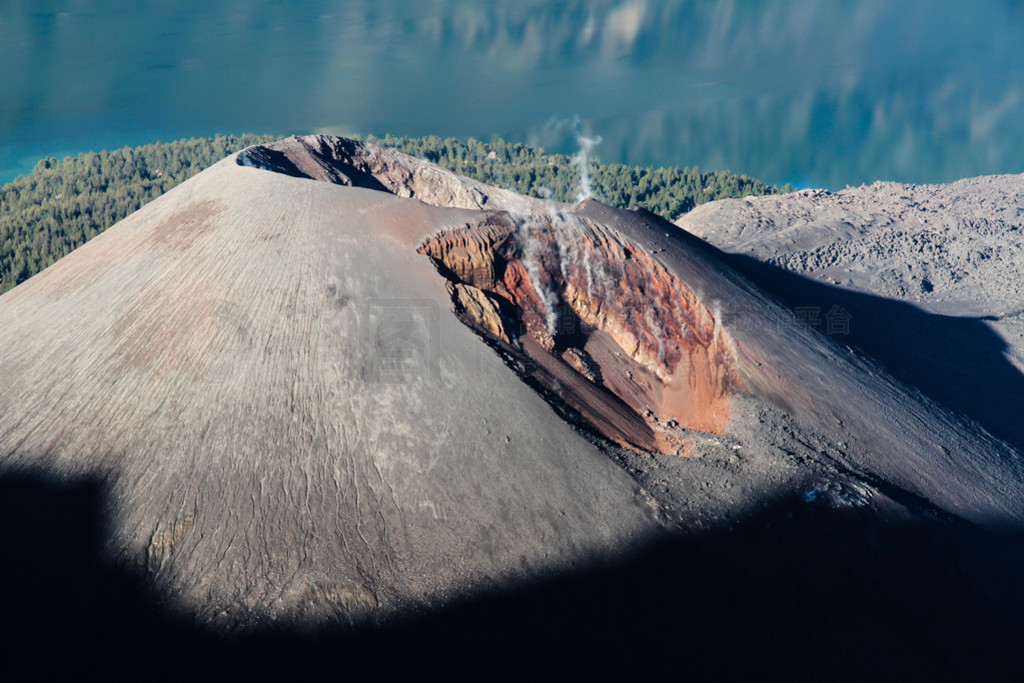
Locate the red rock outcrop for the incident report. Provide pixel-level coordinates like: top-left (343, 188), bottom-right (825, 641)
top-left (419, 210), bottom-right (745, 454)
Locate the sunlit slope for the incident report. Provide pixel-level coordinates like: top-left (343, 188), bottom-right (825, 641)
top-left (0, 152), bottom-right (659, 628)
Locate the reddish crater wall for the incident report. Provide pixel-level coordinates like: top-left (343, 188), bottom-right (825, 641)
top-left (419, 211), bottom-right (745, 455)
top-left (240, 136), bottom-right (744, 452)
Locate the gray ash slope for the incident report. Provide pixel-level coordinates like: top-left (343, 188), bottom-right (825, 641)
top-left (0, 138), bottom-right (662, 629)
top-left (677, 177), bottom-right (1024, 451)
top-left (1, 136), bottom-right (1023, 675)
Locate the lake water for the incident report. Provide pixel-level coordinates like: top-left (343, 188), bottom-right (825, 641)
top-left (3, 0), bottom-right (1024, 189)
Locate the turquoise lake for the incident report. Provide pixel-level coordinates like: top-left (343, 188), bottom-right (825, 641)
top-left (2, 0), bottom-right (1024, 189)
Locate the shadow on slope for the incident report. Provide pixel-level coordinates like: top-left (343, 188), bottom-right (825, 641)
top-left (724, 254), bottom-right (1024, 452)
top-left (237, 138), bottom-right (391, 192)
top-left (1, 469), bottom-right (1023, 681)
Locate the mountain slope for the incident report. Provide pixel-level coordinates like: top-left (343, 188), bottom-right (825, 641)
top-left (0, 141), bottom-right (661, 628)
top-left (1, 135), bottom-right (1023, 653)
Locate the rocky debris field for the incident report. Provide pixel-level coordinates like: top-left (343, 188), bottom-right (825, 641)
top-left (677, 175), bottom-right (1024, 318)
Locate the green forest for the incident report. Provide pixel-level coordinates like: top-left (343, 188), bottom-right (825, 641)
top-left (369, 134), bottom-right (787, 217)
top-left (0, 134), bottom-right (275, 293)
top-left (0, 133), bottom-right (787, 293)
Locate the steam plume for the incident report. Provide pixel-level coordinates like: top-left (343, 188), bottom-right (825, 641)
top-left (572, 132), bottom-right (602, 203)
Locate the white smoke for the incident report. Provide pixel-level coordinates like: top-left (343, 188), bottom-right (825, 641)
top-left (571, 132), bottom-right (602, 203)
top-left (502, 118), bottom-right (607, 335)
top-left (645, 304), bottom-right (667, 366)
top-left (536, 186), bottom-right (563, 222)
top-left (520, 215), bottom-right (561, 331)
top-left (580, 239), bottom-right (595, 299)
top-left (535, 115), bottom-right (603, 203)
top-left (555, 215), bottom-right (572, 286)
top-left (509, 211), bottom-right (560, 335)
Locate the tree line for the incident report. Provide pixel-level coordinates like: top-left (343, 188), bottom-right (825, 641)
top-left (0, 133), bottom-right (787, 293)
top-left (0, 134), bottom-right (274, 292)
top-left (367, 133), bottom-right (788, 219)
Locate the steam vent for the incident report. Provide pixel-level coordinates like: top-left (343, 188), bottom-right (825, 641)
top-left (3, 134), bottom-right (1024, 678)
top-left (418, 211), bottom-right (743, 453)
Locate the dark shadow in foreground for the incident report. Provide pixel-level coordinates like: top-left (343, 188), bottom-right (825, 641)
top-left (722, 253), bottom-right (1024, 452)
top-left (2, 470), bottom-right (1023, 682)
